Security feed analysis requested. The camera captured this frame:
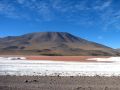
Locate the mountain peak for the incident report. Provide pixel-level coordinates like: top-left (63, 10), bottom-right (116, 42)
top-left (25, 32), bottom-right (69, 35)
top-left (22, 32), bottom-right (81, 43)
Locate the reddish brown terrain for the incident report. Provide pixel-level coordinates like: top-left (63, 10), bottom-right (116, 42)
top-left (26, 56), bottom-right (110, 62)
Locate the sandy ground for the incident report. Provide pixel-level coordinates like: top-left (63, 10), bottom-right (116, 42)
top-left (0, 76), bottom-right (120, 90)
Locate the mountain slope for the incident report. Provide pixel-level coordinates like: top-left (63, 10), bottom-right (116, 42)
top-left (0, 32), bottom-right (119, 56)
top-left (116, 49), bottom-right (120, 53)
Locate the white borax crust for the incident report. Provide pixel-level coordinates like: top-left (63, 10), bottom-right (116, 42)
top-left (0, 57), bottom-right (120, 76)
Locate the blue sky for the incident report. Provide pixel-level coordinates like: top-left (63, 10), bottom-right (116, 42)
top-left (0, 0), bottom-right (120, 48)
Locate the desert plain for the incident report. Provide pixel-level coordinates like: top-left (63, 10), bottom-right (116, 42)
top-left (0, 56), bottom-right (120, 90)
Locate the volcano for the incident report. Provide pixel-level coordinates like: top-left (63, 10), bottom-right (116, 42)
top-left (0, 32), bottom-right (119, 56)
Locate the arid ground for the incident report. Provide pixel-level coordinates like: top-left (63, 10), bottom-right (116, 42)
top-left (0, 56), bottom-right (120, 90)
top-left (0, 76), bottom-right (120, 90)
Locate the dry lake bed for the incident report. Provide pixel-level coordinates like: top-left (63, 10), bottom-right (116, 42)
top-left (1, 56), bottom-right (120, 90)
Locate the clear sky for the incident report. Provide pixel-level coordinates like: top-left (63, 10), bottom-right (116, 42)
top-left (0, 0), bottom-right (120, 48)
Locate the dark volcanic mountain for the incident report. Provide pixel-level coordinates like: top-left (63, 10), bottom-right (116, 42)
top-left (0, 32), bottom-right (119, 56)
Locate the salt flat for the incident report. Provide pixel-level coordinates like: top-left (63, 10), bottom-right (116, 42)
top-left (1, 57), bottom-right (120, 76)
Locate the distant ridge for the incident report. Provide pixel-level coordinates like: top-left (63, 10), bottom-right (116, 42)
top-left (0, 32), bottom-right (119, 56)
